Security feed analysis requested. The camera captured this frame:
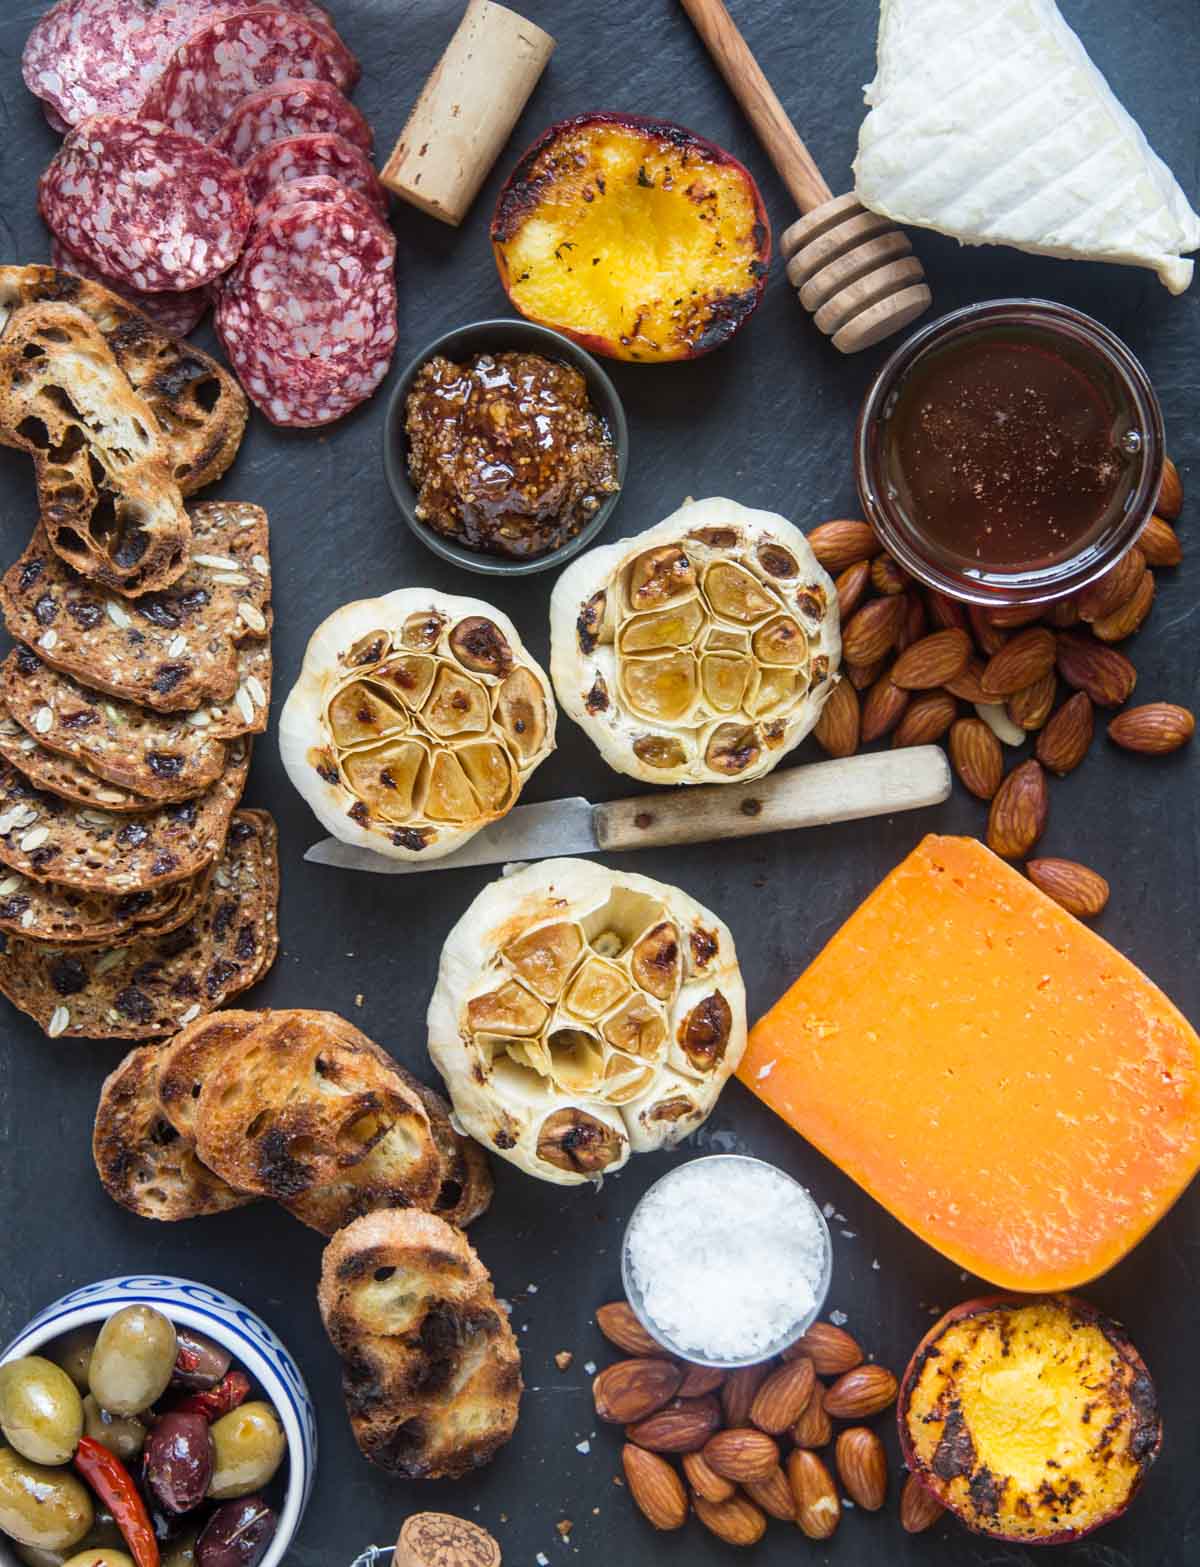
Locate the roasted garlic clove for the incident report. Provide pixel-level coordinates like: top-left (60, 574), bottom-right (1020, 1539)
top-left (631, 922), bottom-right (681, 1000)
top-left (503, 922), bottom-right (585, 1001)
top-left (679, 991), bottom-right (734, 1072)
top-left (377, 654), bottom-right (437, 709)
top-left (627, 545), bottom-right (697, 611)
top-left (343, 740), bottom-right (428, 822)
top-left (424, 748), bottom-right (480, 821)
top-left (564, 957), bottom-right (631, 1019)
top-left (327, 680), bottom-right (408, 747)
top-left (701, 654), bottom-right (755, 714)
top-left (468, 980), bottom-right (550, 1037)
top-left (703, 561), bottom-right (778, 622)
top-left (620, 652), bottom-right (699, 723)
top-left (402, 611), bottom-right (446, 650)
top-left (546, 1027), bottom-right (607, 1094)
top-left (603, 995), bottom-right (667, 1059)
top-left (450, 616), bottom-right (514, 676)
top-left (602, 1054), bottom-right (658, 1105)
top-left (456, 741), bottom-right (516, 816)
top-left (495, 666), bottom-right (549, 762)
top-left (537, 1107), bottom-right (626, 1175)
top-left (750, 666), bottom-right (801, 717)
top-left (632, 734), bottom-right (690, 770)
top-left (757, 541), bottom-right (799, 578)
top-left (705, 723), bottom-right (761, 776)
top-left (752, 615), bottom-right (808, 666)
top-left (619, 599), bottom-right (707, 654)
top-left (424, 666), bottom-right (491, 738)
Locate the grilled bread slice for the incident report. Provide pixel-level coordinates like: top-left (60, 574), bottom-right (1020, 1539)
top-left (409, 1077), bottom-right (494, 1229)
top-left (319, 1210), bottom-right (522, 1479)
top-left (157, 1009), bottom-right (263, 1138)
top-left (0, 302), bottom-right (191, 594)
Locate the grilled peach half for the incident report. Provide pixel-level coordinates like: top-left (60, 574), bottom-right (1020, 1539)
top-left (898, 1295), bottom-right (1161, 1545)
top-left (492, 113), bottom-right (770, 363)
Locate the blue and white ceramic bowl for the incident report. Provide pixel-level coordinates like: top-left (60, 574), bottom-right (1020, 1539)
top-left (0, 1275), bottom-right (316, 1567)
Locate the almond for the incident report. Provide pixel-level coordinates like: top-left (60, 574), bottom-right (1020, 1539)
top-left (842, 596), bottom-right (903, 665)
top-left (900, 1472), bottom-right (945, 1534)
top-left (625, 1395), bottom-right (720, 1453)
top-left (744, 1466), bottom-right (797, 1521)
top-left (1045, 596), bottom-right (1081, 628)
top-left (980, 627), bottom-right (1057, 697)
top-left (860, 667), bottom-right (910, 742)
top-left (1055, 632), bottom-right (1137, 707)
top-left (834, 559), bottom-right (871, 622)
top-left (1026, 858), bottom-right (1110, 918)
top-left (1139, 513), bottom-right (1183, 568)
top-left (702, 1428), bottom-right (779, 1483)
top-left (676, 1364), bottom-right (725, 1398)
top-left (968, 603), bottom-right (1009, 656)
top-left (593, 1359), bottom-right (681, 1423)
top-left (692, 1492), bottom-right (766, 1547)
top-left (807, 519), bottom-right (880, 573)
top-left (1078, 546), bottom-right (1146, 622)
top-left (1157, 455), bottom-right (1183, 520)
top-left (1092, 570), bottom-right (1155, 643)
top-left (986, 759), bottom-right (1049, 859)
top-left (791, 1383), bottom-right (834, 1449)
top-left (681, 1450), bottom-right (735, 1504)
top-left (786, 1449), bottom-right (841, 1540)
top-left (845, 657), bottom-right (884, 691)
top-left (1006, 670), bottom-right (1057, 731)
top-left (892, 628), bottom-right (971, 690)
top-left (823, 1364), bottom-right (899, 1420)
top-left (925, 590), bottom-right (969, 632)
top-left (785, 1322), bottom-right (864, 1377)
top-left (870, 553), bottom-right (909, 594)
top-left (944, 656), bottom-right (988, 704)
top-left (835, 1427), bottom-right (888, 1511)
top-left (621, 1444), bottom-right (687, 1530)
top-left (1108, 702), bottom-right (1196, 755)
top-left (812, 678), bottom-right (860, 758)
top-left (1036, 692), bottom-right (1094, 775)
top-left (720, 1364), bottom-right (769, 1427)
top-left (595, 1302), bottom-right (662, 1357)
top-left (895, 591), bottom-right (928, 652)
top-left (749, 1358), bottom-right (814, 1435)
top-left (892, 690), bottom-right (958, 748)
top-left (987, 601), bottom-right (1046, 629)
top-left (948, 718), bottom-right (1003, 801)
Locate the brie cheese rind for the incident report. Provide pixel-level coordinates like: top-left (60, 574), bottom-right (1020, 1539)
top-left (854, 0), bottom-right (1200, 294)
top-left (427, 858), bottom-right (747, 1186)
top-left (549, 497), bottom-right (840, 787)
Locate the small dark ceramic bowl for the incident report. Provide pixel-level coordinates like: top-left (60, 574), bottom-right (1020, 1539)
top-left (383, 318), bottom-right (629, 578)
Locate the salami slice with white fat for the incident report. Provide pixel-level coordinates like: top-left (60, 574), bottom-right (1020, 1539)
top-left (211, 77), bottom-right (372, 164)
top-left (242, 132), bottom-right (388, 221)
top-left (215, 200), bottom-right (397, 427)
top-left (49, 238), bottom-right (210, 337)
top-left (39, 115), bottom-right (251, 292)
top-left (140, 7), bottom-right (359, 143)
top-left (22, 0), bottom-right (343, 128)
top-left (252, 176), bottom-right (390, 239)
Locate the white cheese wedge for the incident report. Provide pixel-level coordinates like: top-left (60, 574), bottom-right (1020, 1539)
top-left (854, 0), bottom-right (1200, 293)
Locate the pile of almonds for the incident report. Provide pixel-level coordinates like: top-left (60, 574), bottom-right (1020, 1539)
top-left (592, 1301), bottom-right (939, 1545)
top-left (809, 459), bottom-right (1194, 918)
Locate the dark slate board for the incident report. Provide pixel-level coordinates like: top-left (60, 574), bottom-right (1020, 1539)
top-left (1, 1), bottom-right (1198, 1563)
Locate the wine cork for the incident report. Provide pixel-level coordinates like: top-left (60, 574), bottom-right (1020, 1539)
top-left (380, 0), bottom-right (555, 227)
top-left (395, 1512), bottom-right (502, 1566)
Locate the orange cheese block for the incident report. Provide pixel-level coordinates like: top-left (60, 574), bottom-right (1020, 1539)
top-left (739, 834), bottom-right (1200, 1291)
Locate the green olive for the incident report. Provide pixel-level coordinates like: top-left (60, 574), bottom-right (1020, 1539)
top-left (0, 1358), bottom-right (84, 1466)
top-left (62, 1555), bottom-right (134, 1567)
top-left (45, 1331), bottom-right (97, 1396)
top-left (80, 1396), bottom-right (145, 1463)
top-left (14, 1510), bottom-right (122, 1566)
top-left (160, 1529), bottom-right (199, 1567)
top-left (87, 1307), bottom-right (177, 1418)
top-left (0, 1447), bottom-right (93, 1550)
top-left (207, 1402), bottom-right (286, 1500)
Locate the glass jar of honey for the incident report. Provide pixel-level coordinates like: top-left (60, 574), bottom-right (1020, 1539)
top-left (855, 300), bottom-right (1164, 606)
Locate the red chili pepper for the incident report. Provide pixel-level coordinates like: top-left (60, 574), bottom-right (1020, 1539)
top-left (73, 1436), bottom-right (160, 1567)
top-left (170, 1368), bottom-right (251, 1422)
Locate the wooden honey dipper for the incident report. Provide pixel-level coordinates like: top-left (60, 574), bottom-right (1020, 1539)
top-left (680, 0), bottom-right (932, 354)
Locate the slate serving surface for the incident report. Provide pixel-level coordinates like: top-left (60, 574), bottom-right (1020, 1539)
top-left (0, 1), bottom-right (1197, 1562)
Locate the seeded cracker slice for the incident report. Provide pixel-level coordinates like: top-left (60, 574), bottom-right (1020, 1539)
top-left (1, 503), bottom-right (272, 712)
top-left (0, 809), bottom-right (279, 1040)
top-left (0, 863), bottom-right (211, 946)
top-left (0, 702), bottom-right (155, 810)
top-left (0, 266), bottom-right (247, 498)
top-left (93, 1043), bottom-right (254, 1221)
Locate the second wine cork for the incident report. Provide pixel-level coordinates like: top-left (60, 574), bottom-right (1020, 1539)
top-left (380, 0), bottom-right (555, 227)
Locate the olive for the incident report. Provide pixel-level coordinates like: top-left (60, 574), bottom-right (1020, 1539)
top-left (88, 1307), bottom-right (177, 1417)
top-left (196, 1497), bottom-right (277, 1567)
top-left (0, 1357), bottom-right (84, 1466)
top-left (146, 1412), bottom-right (213, 1515)
top-left (15, 1547), bottom-right (65, 1567)
top-left (161, 1529), bottom-right (200, 1567)
top-left (61, 1555), bottom-right (134, 1567)
top-left (14, 1510), bottom-right (122, 1565)
top-left (0, 1447), bottom-right (93, 1550)
top-left (207, 1404), bottom-right (285, 1501)
top-left (81, 1396), bottom-right (146, 1463)
top-left (172, 1331), bottom-right (232, 1393)
top-left (46, 1331), bottom-right (97, 1395)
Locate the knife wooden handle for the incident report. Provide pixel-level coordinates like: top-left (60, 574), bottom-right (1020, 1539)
top-left (593, 748), bottom-right (950, 853)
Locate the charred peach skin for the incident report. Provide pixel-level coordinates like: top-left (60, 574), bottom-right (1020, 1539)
top-left (492, 113), bottom-right (770, 363)
top-left (899, 1295), bottom-right (1161, 1545)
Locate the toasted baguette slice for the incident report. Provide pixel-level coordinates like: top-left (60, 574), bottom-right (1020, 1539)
top-left (93, 1043), bottom-right (254, 1220)
top-left (0, 265), bottom-right (247, 496)
top-left (0, 302), bottom-right (191, 594)
top-left (409, 1077), bottom-right (494, 1229)
top-left (319, 1211), bottom-right (523, 1479)
top-left (156, 1009), bottom-right (263, 1138)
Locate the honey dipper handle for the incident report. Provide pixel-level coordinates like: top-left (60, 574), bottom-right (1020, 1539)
top-left (679, 0), bottom-right (835, 213)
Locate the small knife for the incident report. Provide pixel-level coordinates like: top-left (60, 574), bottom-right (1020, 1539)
top-left (304, 747), bottom-right (951, 875)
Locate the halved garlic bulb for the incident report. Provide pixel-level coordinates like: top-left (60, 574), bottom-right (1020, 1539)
top-left (549, 497), bottom-right (840, 785)
top-left (427, 858), bottom-right (747, 1186)
top-left (280, 589), bottom-right (556, 861)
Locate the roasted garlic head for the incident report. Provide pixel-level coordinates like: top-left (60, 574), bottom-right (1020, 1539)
top-left (427, 858), bottom-right (746, 1185)
top-left (550, 497), bottom-right (840, 785)
top-left (280, 590), bottom-right (556, 861)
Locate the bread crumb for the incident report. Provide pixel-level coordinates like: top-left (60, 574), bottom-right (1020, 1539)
top-left (556, 1519), bottom-right (572, 1539)
top-left (555, 1350), bottom-right (573, 1371)
top-left (354, 993), bottom-right (363, 1008)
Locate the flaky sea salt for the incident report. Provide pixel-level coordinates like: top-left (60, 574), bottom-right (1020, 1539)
top-left (625, 1159), bottom-right (829, 1361)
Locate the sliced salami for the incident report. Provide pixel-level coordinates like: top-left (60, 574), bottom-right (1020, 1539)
top-left (242, 131), bottom-right (388, 221)
top-left (140, 7), bottom-right (359, 143)
top-left (49, 238), bottom-right (210, 338)
top-left (39, 115), bottom-right (251, 292)
top-left (211, 77), bottom-right (372, 164)
top-left (215, 200), bottom-right (397, 427)
top-left (252, 176), bottom-right (390, 239)
top-left (22, 0), bottom-right (343, 128)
